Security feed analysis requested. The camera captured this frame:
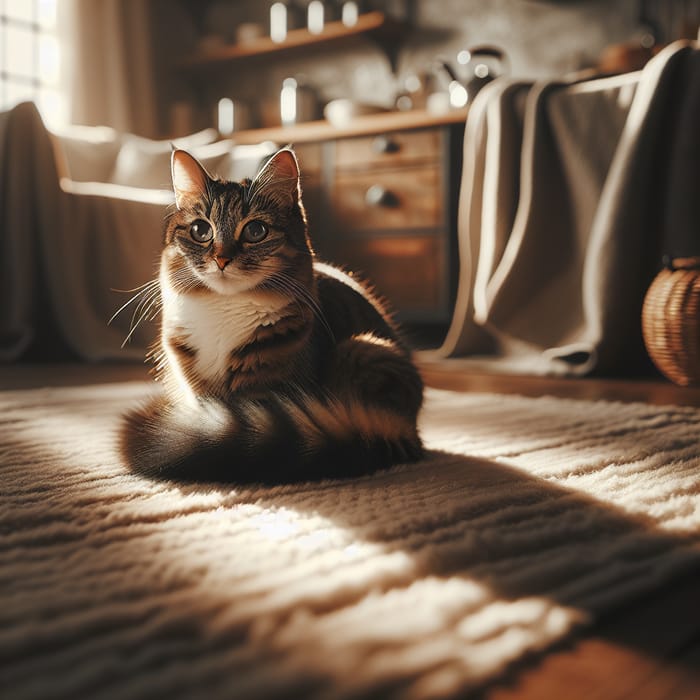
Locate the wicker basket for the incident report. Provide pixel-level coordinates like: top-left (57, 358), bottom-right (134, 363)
top-left (642, 257), bottom-right (700, 386)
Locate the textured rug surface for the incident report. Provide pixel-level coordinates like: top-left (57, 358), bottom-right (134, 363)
top-left (1, 381), bottom-right (700, 699)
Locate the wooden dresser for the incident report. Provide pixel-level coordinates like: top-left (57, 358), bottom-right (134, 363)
top-left (232, 109), bottom-right (467, 342)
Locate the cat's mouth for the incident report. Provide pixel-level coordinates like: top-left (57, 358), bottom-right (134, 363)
top-left (199, 263), bottom-right (269, 295)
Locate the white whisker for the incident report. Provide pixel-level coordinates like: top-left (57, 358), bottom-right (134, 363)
top-left (121, 293), bottom-right (162, 348)
top-left (108, 280), bottom-right (159, 326)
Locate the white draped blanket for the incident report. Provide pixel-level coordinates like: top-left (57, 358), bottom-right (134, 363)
top-left (439, 40), bottom-right (700, 376)
top-left (1, 382), bottom-right (699, 699)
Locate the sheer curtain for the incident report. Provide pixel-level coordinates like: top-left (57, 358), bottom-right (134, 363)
top-left (61, 0), bottom-right (161, 137)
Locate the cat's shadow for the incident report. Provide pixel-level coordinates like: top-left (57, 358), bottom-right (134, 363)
top-left (161, 447), bottom-right (700, 686)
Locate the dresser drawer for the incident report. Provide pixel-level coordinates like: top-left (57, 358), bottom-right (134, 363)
top-left (335, 129), bottom-right (442, 170)
top-left (332, 235), bottom-right (446, 313)
top-left (331, 165), bottom-right (442, 231)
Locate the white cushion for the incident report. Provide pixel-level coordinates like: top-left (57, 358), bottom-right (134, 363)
top-left (110, 129), bottom-right (222, 189)
top-left (52, 125), bottom-right (121, 182)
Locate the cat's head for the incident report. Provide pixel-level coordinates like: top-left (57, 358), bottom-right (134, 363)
top-left (162, 147), bottom-right (312, 296)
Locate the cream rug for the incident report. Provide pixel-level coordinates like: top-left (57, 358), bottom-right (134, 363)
top-left (1, 381), bottom-right (699, 699)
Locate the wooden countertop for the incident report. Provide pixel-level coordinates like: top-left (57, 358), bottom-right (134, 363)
top-left (230, 108), bottom-right (469, 145)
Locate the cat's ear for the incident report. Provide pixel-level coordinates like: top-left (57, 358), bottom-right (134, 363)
top-left (252, 147), bottom-right (301, 206)
top-left (171, 149), bottom-right (211, 209)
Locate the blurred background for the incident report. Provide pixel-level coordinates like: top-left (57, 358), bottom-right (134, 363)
top-left (2, 0), bottom-right (700, 376)
top-left (3, 0), bottom-right (700, 138)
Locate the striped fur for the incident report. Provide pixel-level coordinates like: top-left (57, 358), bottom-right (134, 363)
top-left (121, 148), bottom-right (424, 483)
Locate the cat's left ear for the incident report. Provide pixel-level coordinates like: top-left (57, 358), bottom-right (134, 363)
top-left (253, 147), bottom-right (301, 206)
top-left (171, 149), bottom-right (211, 209)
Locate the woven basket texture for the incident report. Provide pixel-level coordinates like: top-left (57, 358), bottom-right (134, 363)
top-left (642, 257), bottom-right (700, 386)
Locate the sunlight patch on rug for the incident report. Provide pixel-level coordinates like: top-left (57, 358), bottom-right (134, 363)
top-left (1, 383), bottom-right (699, 699)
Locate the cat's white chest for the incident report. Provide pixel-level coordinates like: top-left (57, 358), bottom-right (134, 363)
top-left (164, 289), bottom-right (286, 383)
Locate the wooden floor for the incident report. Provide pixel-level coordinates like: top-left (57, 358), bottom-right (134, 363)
top-left (2, 361), bottom-right (700, 699)
top-left (419, 360), bottom-right (700, 408)
top-left (4, 360), bottom-right (700, 408)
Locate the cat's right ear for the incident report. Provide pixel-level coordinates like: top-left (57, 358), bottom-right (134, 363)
top-left (171, 149), bottom-right (210, 209)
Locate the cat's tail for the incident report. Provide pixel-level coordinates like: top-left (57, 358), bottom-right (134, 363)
top-left (120, 392), bottom-right (423, 484)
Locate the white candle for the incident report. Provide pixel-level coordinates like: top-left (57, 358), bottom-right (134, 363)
top-left (342, 2), bottom-right (359, 27)
top-left (307, 1), bottom-right (324, 35)
top-left (280, 78), bottom-right (298, 126)
top-left (270, 2), bottom-right (287, 43)
top-left (217, 98), bottom-right (234, 135)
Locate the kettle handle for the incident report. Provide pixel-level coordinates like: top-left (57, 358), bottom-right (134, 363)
top-left (467, 45), bottom-right (509, 72)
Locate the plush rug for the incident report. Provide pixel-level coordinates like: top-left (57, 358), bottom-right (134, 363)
top-left (1, 381), bottom-right (699, 699)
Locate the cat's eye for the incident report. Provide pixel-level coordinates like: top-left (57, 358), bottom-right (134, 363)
top-left (189, 219), bottom-right (213, 243)
top-left (241, 220), bottom-right (268, 244)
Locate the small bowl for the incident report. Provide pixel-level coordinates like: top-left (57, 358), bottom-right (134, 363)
top-left (324, 99), bottom-right (389, 127)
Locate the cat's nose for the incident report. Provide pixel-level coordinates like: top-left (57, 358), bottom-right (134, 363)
top-left (215, 255), bottom-right (232, 270)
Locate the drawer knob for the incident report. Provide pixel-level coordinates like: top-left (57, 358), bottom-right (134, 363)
top-left (365, 184), bottom-right (399, 208)
top-left (372, 135), bottom-right (400, 154)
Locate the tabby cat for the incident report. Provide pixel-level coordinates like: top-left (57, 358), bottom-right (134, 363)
top-left (121, 147), bottom-right (423, 483)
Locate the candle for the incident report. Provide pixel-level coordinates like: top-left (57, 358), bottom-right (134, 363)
top-left (307, 1), bottom-right (324, 35)
top-left (270, 2), bottom-right (287, 43)
top-left (342, 1), bottom-right (359, 27)
top-left (280, 78), bottom-right (298, 126)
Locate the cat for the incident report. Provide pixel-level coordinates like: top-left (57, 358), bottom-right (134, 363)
top-left (120, 147), bottom-right (424, 483)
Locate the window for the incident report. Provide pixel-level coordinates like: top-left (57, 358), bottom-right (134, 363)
top-left (0, 0), bottom-right (66, 126)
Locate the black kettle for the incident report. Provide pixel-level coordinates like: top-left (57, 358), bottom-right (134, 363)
top-left (439, 45), bottom-right (508, 104)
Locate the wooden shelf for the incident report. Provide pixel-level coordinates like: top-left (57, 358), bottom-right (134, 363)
top-left (177, 11), bottom-right (405, 69)
top-left (229, 108), bottom-right (469, 145)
